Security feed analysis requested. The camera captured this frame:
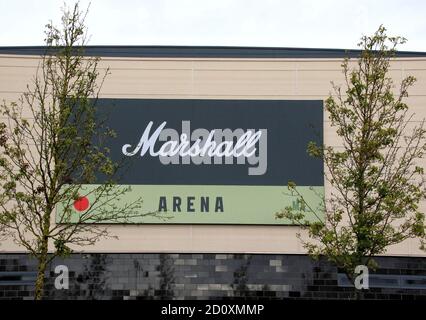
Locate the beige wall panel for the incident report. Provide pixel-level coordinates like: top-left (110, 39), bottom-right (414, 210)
top-left (193, 70), bottom-right (295, 96)
top-left (0, 55), bottom-right (426, 257)
top-left (193, 60), bottom-right (297, 71)
top-left (404, 69), bottom-right (426, 95)
top-left (0, 225), bottom-right (303, 254)
top-left (0, 54), bottom-right (413, 71)
top-left (0, 66), bottom-right (37, 93)
top-left (0, 91), bottom-right (23, 101)
top-left (296, 69), bottom-right (405, 96)
top-left (396, 96), bottom-right (426, 119)
top-left (0, 56), bottom-right (194, 71)
top-left (95, 93), bottom-right (425, 101)
top-left (2, 226), bottom-right (425, 256)
top-left (102, 69), bottom-right (193, 95)
top-left (194, 68), bottom-right (411, 98)
top-left (401, 59), bottom-right (426, 70)
top-left (0, 101), bottom-right (38, 119)
top-left (191, 59), bottom-right (408, 72)
top-left (192, 60), bottom-right (303, 71)
top-left (99, 59), bottom-right (193, 71)
top-left (294, 60), bottom-right (403, 71)
top-left (387, 240), bottom-right (411, 256)
top-left (296, 70), bottom-right (341, 96)
top-left (300, 60), bottom-right (406, 71)
top-left (190, 225), bottom-right (302, 253)
top-left (321, 96), bottom-right (426, 128)
top-left (82, 225), bottom-right (195, 252)
top-left (97, 93), bottom-right (305, 99)
top-left (324, 119), bottom-right (426, 147)
top-left (0, 56), bottom-right (40, 67)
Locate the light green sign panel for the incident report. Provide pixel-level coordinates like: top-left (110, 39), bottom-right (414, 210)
top-left (56, 185), bottom-right (324, 225)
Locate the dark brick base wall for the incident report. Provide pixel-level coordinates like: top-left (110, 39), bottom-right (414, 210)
top-left (1, 253), bottom-right (426, 300)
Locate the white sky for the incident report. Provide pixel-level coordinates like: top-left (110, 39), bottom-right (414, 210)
top-left (0, 0), bottom-right (425, 51)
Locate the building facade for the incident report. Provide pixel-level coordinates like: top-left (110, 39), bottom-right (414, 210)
top-left (1, 46), bottom-right (426, 299)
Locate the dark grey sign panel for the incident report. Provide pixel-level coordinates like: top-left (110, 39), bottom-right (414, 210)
top-left (94, 99), bottom-right (323, 186)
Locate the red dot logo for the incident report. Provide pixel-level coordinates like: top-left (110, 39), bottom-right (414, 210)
top-left (73, 196), bottom-right (89, 212)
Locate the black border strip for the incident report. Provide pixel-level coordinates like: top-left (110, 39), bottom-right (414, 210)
top-left (0, 45), bottom-right (426, 58)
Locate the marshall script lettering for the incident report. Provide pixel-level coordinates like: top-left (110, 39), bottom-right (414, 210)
top-left (122, 121), bottom-right (267, 175)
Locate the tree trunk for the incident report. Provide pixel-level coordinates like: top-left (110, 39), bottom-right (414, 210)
top-left (346, 273), bottom-right (363, 300)
top-left (34, 240), bottom-right (49, 300)
top-left (354, 288), bottom-right (362, 300)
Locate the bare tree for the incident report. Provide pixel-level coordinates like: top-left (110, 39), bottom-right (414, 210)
top-left (0, 3), bottom-right (158, 299)
top-left (276, 26), bottom-right (426, 297)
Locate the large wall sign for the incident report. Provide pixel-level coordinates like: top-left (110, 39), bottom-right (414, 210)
top-left (59, 99), bottom-right (324, 225)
